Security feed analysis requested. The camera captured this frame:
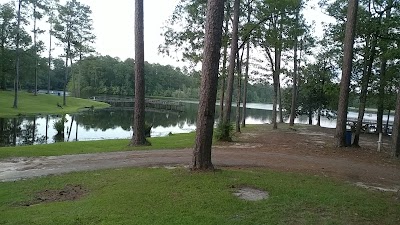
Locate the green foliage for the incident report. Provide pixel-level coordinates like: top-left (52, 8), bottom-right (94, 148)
top-left (215, 120), bottom-right (234, 141)
top-left (68, 56), bottom-right (199, 99)
top-left (283, 62), bottom-right (339, 120)
top-left (159, 0), bottom-right (207, 64)
top-left (53, 115), bottom-right (66, 134)
top-left (1, 168), bottom-right (399, 224)
top-left (321, 0), bottom-right (400, 113)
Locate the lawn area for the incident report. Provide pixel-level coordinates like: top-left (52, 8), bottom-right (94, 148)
top-left (0, 132), bottom-right (195, 159)
top-left (0, 91), bottom-right (109, 117)
top-left (0, 167), bottom-right (399, 225)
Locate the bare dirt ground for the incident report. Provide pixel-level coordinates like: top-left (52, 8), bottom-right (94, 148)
top-left (1, 125), bottom-right (399, 192)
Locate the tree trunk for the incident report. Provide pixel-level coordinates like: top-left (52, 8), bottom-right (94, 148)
top-left (308, 109), bottom-right (312, 125)
top-left (13, 0), bottom-right (22, 109)
top-left (317, 109), bottom-right (321, 126)
top-left (385, 110), bottom-right (390, 134)
top-left (192, 0), bottom-right (225, 170)
top-left (1, 21), bottom-right (6, 90)
top-left (377, 7), bottom-right (391, 134)
top-left (242, 40), bottom-right (250, 127)
top-left (392, 89), bottom-right (400, 158)
top-left (221, 0), bottom-right (240, 140)
top-left (241, 0), bottom-right (251, 128)
top-left (47, 22), bottom-right (52, 94)
top-left (78, 53), bottom-right (82, 98)
top-left (353, 34), bottom-right (377, 147)
top-left (63, 38), bottom-right (70, 106)
top-left (70, 56), bottom-right (76, 97)
top-left (335, 0), bottom-right (358, 147)
top-left (272, 46), bottom-right (281, 129)
top-left (289, 10), bottom-right (299, 127)
top-left (33, 4), bottom-right (38, 96)
top-left (235, 52), bottom-right (243, 133)
top-left (278, 81), bottom-right (283, 123)
top-left (376, 60), bottom-right (386, 133)
top-left (131, 0), bottom-right (148, 146)
top-left (219, 1), bottom-right (230, 121)
top-left (0, 48), bottom-right (4, 90)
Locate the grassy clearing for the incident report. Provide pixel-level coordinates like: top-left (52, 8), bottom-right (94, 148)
top-left (0, 91), bottom-right (109, 117)
top-left (0, 167), bottom-right (399, 225)
top-left (0, 132), bottom-right (195, 159)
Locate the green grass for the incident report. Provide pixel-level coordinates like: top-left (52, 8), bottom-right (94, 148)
top-left (0, 167), bottom-right (399, 225)
top-left (0, 90), bottom-right (109, 117)
top-left (0, 132), bottom-right (195, 159)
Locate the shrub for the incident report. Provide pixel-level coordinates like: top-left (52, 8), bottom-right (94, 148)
top-left (53, 116), bottom-right (67, 135)
top-left (214, 121), bottom-right (233, 141)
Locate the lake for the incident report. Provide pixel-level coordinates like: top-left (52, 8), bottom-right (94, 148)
top-left (0, 102), bottom-right (392, 147)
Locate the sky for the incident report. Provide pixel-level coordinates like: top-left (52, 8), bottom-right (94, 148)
top-left (79, 0), bottom-right (180, 65)
top-left (1, 0), bottom-right (335, 68)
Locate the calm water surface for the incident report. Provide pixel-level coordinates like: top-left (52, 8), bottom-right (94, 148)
top-left (0, 102), bottom-right (391, 147)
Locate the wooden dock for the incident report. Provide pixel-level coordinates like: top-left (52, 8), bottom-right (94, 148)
top-left (91, 96), bottom-right (184, 112)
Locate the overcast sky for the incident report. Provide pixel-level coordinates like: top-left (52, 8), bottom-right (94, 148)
top-left (1, 0), bottom-right (334, 68)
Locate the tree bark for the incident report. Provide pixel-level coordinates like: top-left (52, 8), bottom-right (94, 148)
top-left (392, 89), bottom-right (400, 158)
top-left (131, 0), bottom-right (148, 146)
top-left (0, 23), bottom-right (5, 90)
top-left (63, 37), bottom-right (70, 106)
top-left (278, 81), bottom-right (283, 123)
top-left (33, 3), bottom-right (38, 96)
top-left (47, 22), bottom-right (52, 94)
top-left (192, 0), bottom-right (225, 170)
top-left (376, 57), bottom-right (386, 133)
top-left (13, 0), bottom-right (22, 109)
top-left (289, 10), bottom-right (299, 127)
top-left (241, 0), bottom-right (251, 128)
top-left (377, 7), bottom-right (391, 134)
top-left (335, 0), bottom-right (358, 147)
top-left (242, 40), bottom-right (250, 127)
top-left (221, 0), bottom-right (240, 140)
top-left (353, 34), bottom-right (377, 147)
top-left (235, 51), bottom-right (243, 133)
top-left (219, 1), bottom-right (230, 121)
top-left (272, 46), bottom-right (281, 129)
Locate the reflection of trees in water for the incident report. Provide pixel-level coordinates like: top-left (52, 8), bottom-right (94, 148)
top-left (0, 102), bottom-right (276, 147)
top-left (0, 118), bottom-right (20, 147)
top-left (75, 103), bottom-right (274, 131)
top-left (21, 117), bottom-right (37, 145)
top-left (75, 103), bottom-right (199, 131)
top-left (0, 117), bottom-right (34, 147)
top-left (0, 116), bottom-right (52, 147)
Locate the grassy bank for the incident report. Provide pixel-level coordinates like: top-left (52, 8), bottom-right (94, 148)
top-left (0, 91), bottom-right (109, 117)
top-left (0, 132), bottom-right (195, 159)
top-left (0, 167), bottom-right (399, 224)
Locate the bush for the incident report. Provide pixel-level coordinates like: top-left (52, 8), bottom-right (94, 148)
top-left (214, 121), bottom-right (233, 141)
top-left (53, 116), bottom-right (67, 135)
top-left (145, 122), bottom-right (152, 137)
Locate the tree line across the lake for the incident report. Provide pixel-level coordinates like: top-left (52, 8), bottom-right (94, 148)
top-left (0, 0), bottom-right (273, 104)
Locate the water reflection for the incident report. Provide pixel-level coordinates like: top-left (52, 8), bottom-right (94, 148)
top-left (0, 102), bottom-right (361, 147)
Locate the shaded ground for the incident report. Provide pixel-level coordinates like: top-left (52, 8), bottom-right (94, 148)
top-left (1, 124), bottom-right (399, 192)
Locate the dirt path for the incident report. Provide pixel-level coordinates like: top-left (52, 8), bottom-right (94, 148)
top-left (1, 125), bottom-right (400, 191)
